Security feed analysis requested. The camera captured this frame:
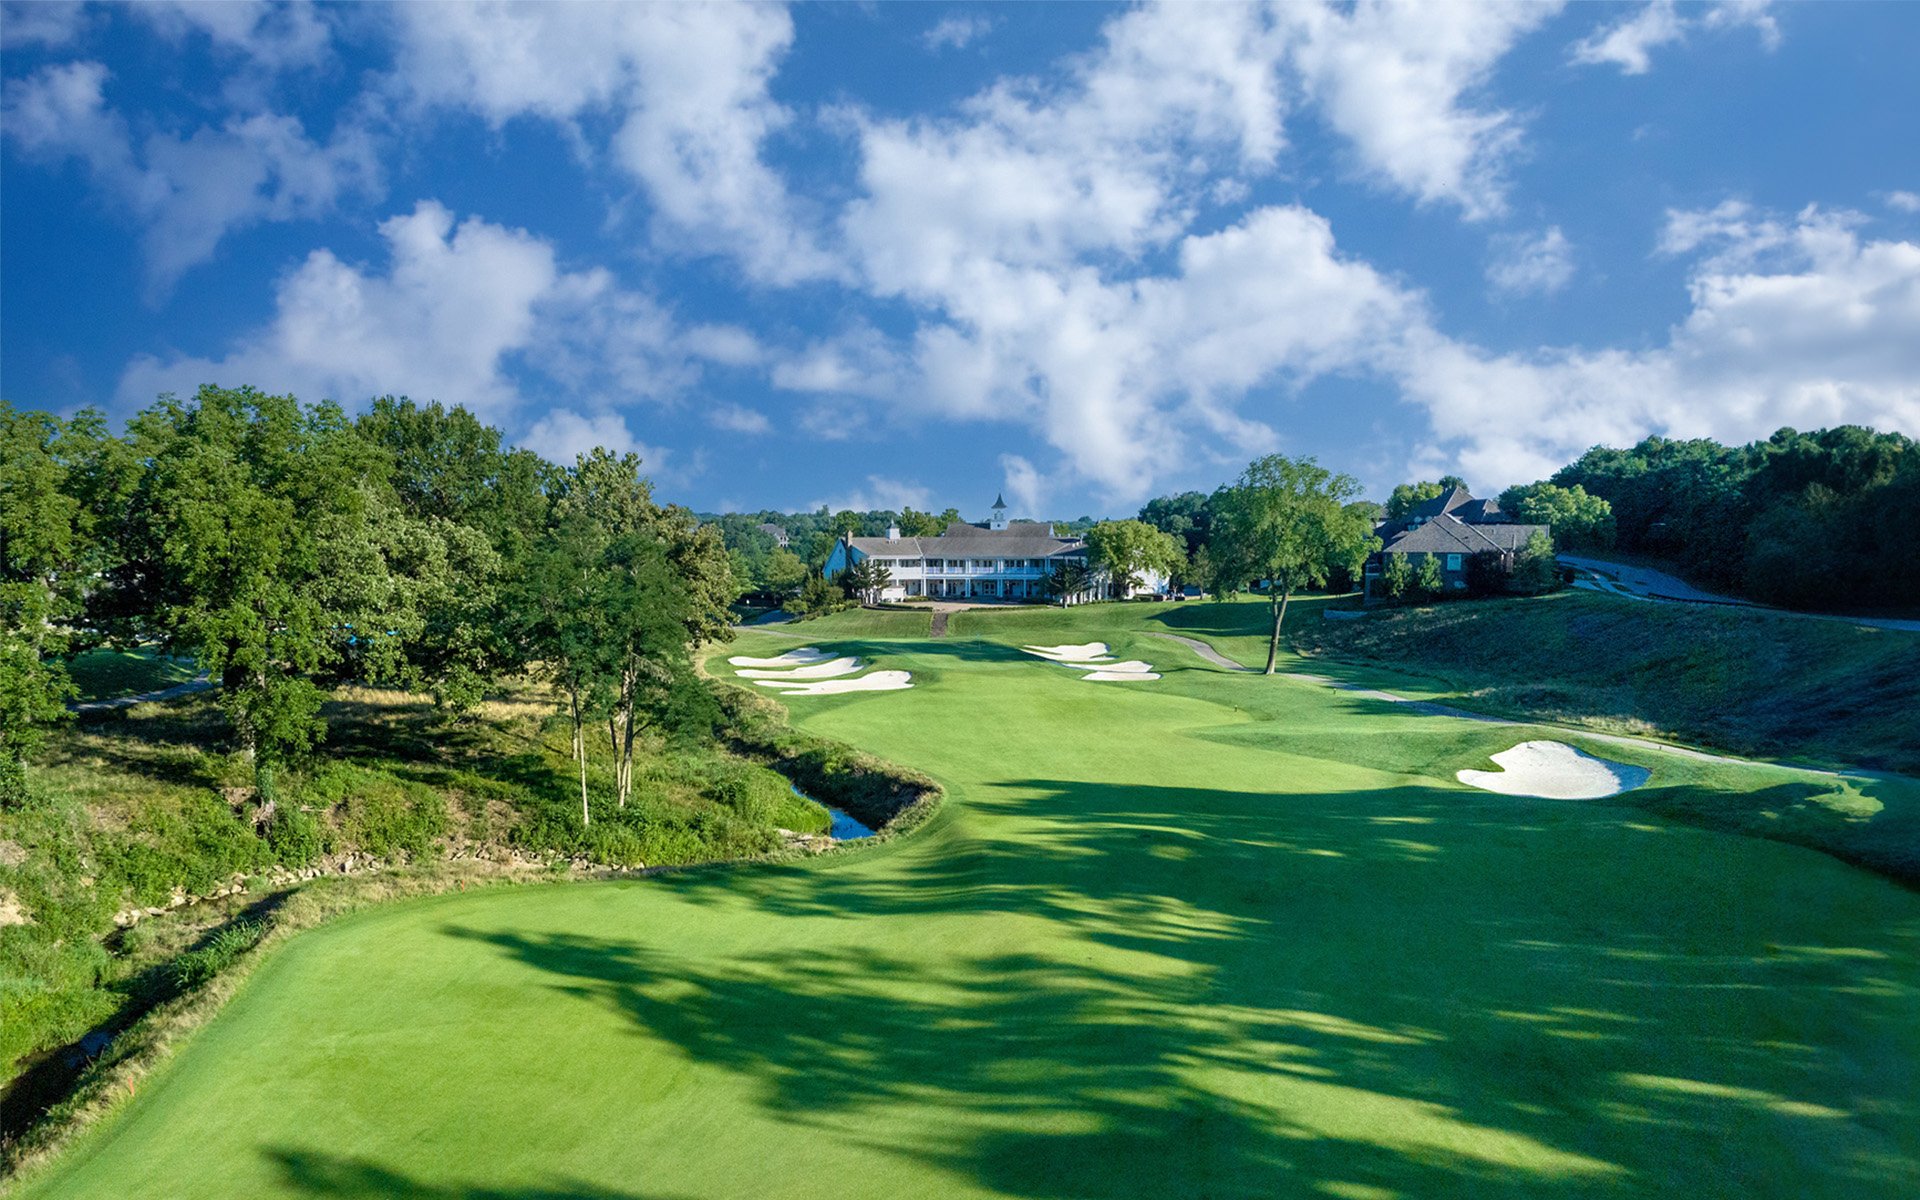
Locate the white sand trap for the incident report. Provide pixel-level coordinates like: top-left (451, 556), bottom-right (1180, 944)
top-left (1456, 741), bottom-right (1651, 800)
top-left (755, 670), bottom-right (913, 696)
top-left (728, 647), bottom-right (831, 668)
top-left (736, 657), bottom-right (863, 680)
top-left (1082, 669), bottom-right (1161, 682)
top-left (1070, 659), bottom-right (1153, 675)
top-left (1023, 643), bottom-right (1113, 663)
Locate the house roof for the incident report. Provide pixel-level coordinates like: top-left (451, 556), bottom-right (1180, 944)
top-left (1380, 515), bottom-right (1546, 556)
top-left (1405, 485), bottom-right (1475, 524)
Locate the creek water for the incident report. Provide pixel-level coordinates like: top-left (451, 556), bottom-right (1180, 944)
top-left (790, 783), bottom-right (875, 840)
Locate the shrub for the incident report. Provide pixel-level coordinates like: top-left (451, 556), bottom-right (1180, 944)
top-left (1380, 555), bottom-right (1412, 600)
top-left (169, 919), bottom-right (265, 990)
top-left (265, 806), bottom-right (323, 868)
top-left (1413, 554), bottom-right (1445, 601)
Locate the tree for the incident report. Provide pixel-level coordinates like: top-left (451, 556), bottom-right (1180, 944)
top-left (111, 388), bottom-right (393, 782)
top-left (1085, 519), bottom-right (1184, 597)
top-left (0, 404), bottom-right (93, 803)
top-left (1137, 491), bottom-right (1214, 557)
top-left (762, 548), bottom-right (808, 598)
top-left (1498, 482), bottom-right (1614, 550)
top-left (1386, 481), bottom-right (1445, 520)
top-left (515, 508), bottom-right (618, 825)
top-left (1413, 554), bottom-right (1445, 601)
top-left (1214, 455), bottom-right (1379, 674)
top-left (1380, 553), bottom-right (1413, 601)
top-left (1046, 559), bottom-right (1095, 606)
top-left (1510, 530), bottom-right (1559, 594)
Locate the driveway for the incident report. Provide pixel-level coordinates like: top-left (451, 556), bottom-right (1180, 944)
top-left (1559, 554), bottom-right (1920, 633)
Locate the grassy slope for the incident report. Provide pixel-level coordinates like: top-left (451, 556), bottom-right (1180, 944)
top-left (19, 610), bottom-right (1919, 1198)
top-left (0, 684), bottom-right (828, 1116)
top-left (1288, 590), bottom-right (1920, 775)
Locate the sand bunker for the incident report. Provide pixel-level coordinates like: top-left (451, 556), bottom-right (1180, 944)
top-left (1023, 642), bottom-right (1158, 682)
top-left (1023, 643), bottom-right (1113, 663)
top-left (754, 670), bottom-right (913, 696)
top-left (728, 647), bottom-right (831, 668)
top-left (1456, 741), bottom-right (1651, 800)
top-left (736, 656), bottom-right (863, 680)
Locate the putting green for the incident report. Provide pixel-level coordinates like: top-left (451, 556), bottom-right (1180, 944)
top-left (20, 611), bottom-right (1920, 1198)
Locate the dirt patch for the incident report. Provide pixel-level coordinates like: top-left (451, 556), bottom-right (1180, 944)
top-left (0, 889), bottom-right (31, 927)
top-left (0, 839), bottom-right (26, 867)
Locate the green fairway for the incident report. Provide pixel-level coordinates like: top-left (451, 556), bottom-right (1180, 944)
top-left (19, 606), bottom-right (1920, 1198)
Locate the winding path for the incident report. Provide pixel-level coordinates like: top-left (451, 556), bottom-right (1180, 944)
top-left (70, 677), bottom-right (212, 713)
top-left (1142, 631), bottom-right (1247, 671)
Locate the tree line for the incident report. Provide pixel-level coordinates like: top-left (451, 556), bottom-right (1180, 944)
top-left (0, 388), bottom-right (733, 820)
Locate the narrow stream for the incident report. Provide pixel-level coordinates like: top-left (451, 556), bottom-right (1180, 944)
top-left (790, 783), bottom-right (875, 840)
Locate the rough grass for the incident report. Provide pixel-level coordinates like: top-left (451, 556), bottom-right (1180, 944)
top-left (1289, 589), bottom-right (1920, 774)
top-left (20, 610), bottom-right (1919, 1199)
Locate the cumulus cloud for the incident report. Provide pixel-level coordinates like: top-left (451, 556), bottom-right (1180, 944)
top-left (518, 408), bottom-right (672, 472)
top-left (1571, 0), bottom-right (1778, 75)
top-left (117, 201), bottom-right (562, 413)
top-left (1881, 190), bottom-right (1920, 215)
top-left (708, 404), bottom-right (773, 435)
top-left (130, 0), bottom-right (333, 71)
top-left (999, 453), bottom-right (1044, 515)
top-left (1486, 226), bottom-right (1575, 296)
top-left (1, 1), bottom-right (89, 48)
top-left (392, 2), bottom-right (835, 284)
top-left (923, 13), bottom-right (994, 53)
top-left (1281, 0), bottom-right (1559, 220)
top-left (1400, 203), bottom-right (1920, 485)
top-left (1, 60), bottom-right (378, 294)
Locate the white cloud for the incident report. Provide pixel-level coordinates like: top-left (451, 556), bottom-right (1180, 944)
top-left (1, 61), bottom-right (379, 294)
top-left (1, 1), bottom-right (89, 48)
top-left (708, 404), bottom-right (772, 435)
top-left (1568, 0), bottom-right (1685, 74)
top-left (131, 0), bottom-right (333, 71)
top-left (392, 2), bottom-right (834, 284)
top-left (1281, 0), bottom-right (1560, 220)
top-left (518, 408), bottom-right (671, 472)
top-left (1883, 191), bottom-right (1920, 214)
top-left (1571, 0), bottom-right (1778, 76)
top-left (999, 453), bottom-right (1044, 515)
top-left (118, 201), bottom-right (565, 414)
top-left (810, 476), bottom-right (932, 514)
top-left (1487, 226), bottom-right (1575, 296)
top-left (1399, 203), bottom-right (1920, 485)
top-left (771, 325), bottom-right (912, 399)
top-left (923, 13), bottom-right (994, 53)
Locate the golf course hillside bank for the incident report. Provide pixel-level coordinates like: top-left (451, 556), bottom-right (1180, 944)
top-left (14, 605), bottom-right (1918, 1198)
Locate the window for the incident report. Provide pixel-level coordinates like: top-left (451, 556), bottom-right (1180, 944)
top-left (1446, 554), bottom-right (1462, 571)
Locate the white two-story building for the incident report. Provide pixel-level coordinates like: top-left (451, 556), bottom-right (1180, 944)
top-left (822, 496), bottom-right (1166, 603)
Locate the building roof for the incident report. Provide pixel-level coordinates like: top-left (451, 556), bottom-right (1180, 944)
top-left (1380, 515), bottom-right (1546, 556)
top-left (848, 521), bottom-right (1084, 560)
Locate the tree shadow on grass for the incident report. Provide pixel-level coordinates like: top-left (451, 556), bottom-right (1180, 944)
top-left (265, 1148), bottom-right (688, 1199)
top-left (444, 775), bottom-right (1920, 1198)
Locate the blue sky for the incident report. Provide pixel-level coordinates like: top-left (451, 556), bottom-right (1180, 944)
top-left (4, 1), bottom-right (1917, 519)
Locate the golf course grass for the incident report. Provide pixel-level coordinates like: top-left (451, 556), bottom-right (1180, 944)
top-left (16, 602), bottom-right (1920, 1198)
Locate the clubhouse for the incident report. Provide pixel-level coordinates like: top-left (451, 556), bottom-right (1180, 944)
top-left (822, 496), bottom-right (1164, 603)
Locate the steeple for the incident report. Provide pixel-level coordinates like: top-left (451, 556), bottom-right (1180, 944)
top-left (990, 493), bottom-right (1008, 531)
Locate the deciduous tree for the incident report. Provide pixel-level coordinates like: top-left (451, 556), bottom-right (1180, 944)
top-left (1214, 455), bottom-right (1379, 674)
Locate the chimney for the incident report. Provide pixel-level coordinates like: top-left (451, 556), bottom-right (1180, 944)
top-left (887, 523), bottom-right (900, 542)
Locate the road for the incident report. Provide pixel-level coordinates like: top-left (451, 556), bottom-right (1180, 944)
top-left (1558, 554), bottom-right (1920, 633)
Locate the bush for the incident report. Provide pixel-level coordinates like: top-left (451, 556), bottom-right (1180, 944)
top-left (1380, 555), bottom-right (1412, 601)
top-left (1413, 555), bottom-right (1445, 601)
top-left (265, 805), bottom-right (323, 868)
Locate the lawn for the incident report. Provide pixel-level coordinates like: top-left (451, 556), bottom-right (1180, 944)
top-left (16, 605), bottom-right (1920, 1198)
top-left (63, 648), bottom-right (199, 703)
